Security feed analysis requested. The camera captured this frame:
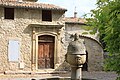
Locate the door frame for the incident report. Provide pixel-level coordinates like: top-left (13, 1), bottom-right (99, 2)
top-left (35, 32), bottom-right (58, 70)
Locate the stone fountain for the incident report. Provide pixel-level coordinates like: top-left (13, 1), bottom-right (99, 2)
top-left (65, 33), bottom-right (86, 80)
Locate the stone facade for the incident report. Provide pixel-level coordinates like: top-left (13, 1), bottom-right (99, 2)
top-left (0, 7), bottom-right (65, 72)
top-left (0, 1), bottom-right (104, 74)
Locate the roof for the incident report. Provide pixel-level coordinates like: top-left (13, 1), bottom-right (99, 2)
top-left (64, 17), bottom-right (87, 25)
top-left (0, 0), bottom-right (67, 11)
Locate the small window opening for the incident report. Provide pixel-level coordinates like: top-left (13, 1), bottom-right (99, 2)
top-left (4, 8), bottom-right (14, 19)
top-left (42, 10), bottom-right (52, 22)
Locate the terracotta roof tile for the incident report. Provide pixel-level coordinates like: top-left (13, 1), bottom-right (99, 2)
top-left (0, 0), bottom-right (67, 11)
top-left (63, 17), bottom-right (87, 24)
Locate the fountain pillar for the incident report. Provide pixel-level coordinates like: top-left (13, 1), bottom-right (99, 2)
top-left (71, 65), bottom-right (82, 80)
top-left (65, 33), bottom-right (86, 80)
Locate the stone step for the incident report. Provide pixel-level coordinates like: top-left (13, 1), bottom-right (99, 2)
top-left (4, 71), bottom-right (67, 75)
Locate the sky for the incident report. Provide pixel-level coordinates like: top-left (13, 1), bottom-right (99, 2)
top-left (38, 0), bottom-right (97, 18)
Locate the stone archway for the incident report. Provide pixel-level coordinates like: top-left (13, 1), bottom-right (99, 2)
top-left (82, 51), bottom-right (88, 71)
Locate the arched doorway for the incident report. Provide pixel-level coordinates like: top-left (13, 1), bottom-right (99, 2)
top-left (37, 35), bottom-right (55, 69)
top-left (82, 51), bottom-right (88, 71)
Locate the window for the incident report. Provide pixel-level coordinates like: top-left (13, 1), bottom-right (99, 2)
top-left (8, 40), bottom-right (20, 61)
top-left (4, 8), bottom-right (14, 19)
top-left (42, 10), bottom-right (52, 21)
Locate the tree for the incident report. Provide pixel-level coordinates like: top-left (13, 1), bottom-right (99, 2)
top-left (87, 0), bottom-right (120, 79)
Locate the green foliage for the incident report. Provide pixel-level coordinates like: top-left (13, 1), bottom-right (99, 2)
top-left (87, 0), bottom-right (120, 79)
top-left (81, 25), bottom-right (95, 31)
top-left (89, 31), bottom-right (96, 35)
top-left (82, 32), bottom-right (88, 35)
top-left (117, 77), bottom-right (120, 80)
top-left (81, 25), bottom-right (97, 35)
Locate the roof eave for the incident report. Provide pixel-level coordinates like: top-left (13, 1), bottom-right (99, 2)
top-left (0, 4), bottom-right (67, 11)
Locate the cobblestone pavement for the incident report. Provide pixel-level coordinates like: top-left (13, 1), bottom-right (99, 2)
top-left (0, 71), bottom-right (118, 80)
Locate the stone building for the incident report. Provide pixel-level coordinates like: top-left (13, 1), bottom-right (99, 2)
top-left (0, 0), bottom-right (103, 75)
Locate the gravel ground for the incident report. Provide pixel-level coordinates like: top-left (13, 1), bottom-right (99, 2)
top-left (0, 71), bottom-right (118, 80)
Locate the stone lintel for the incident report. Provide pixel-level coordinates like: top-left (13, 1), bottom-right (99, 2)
top-left (29, 23), bottom-right (64, 29)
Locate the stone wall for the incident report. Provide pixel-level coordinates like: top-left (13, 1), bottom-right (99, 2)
top-left (0, 7), bottom-right (64, 72)
top-left (84, 38), bottom-right (104, 71)
top-left (65, 24), bottom-right (99, 40)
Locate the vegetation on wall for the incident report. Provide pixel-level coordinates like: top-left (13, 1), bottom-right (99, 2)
top-left (81, 25), bottom-right (97, 35)
top-left (86, 0), bottom-right (120, 79)
top-left (82, 32), bottom-right (88, 35)
top-left (81, 25), bottom-right (94, 31)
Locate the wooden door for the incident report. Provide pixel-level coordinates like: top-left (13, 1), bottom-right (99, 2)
top-left (38, 35), bottom-right (54, 69)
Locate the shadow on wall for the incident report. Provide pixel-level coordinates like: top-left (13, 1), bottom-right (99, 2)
top-left (23, 25), bottom-right (32, 36)
top-left (52, 61), bottom-right (71, 77)
top-left (53, 58), bottom-right (88, 72)
top-left (55, 61), bottom-right (71, 72)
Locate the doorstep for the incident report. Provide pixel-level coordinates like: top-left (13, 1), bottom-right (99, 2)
top-left (4, 70), bottom-right (68, 75)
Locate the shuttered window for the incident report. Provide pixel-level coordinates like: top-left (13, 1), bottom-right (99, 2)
top-left (4, 8), bottom-right (14, 19)
top-left (42, 10), bottom-right (52, 22)
top-left (8, 40), bottom-right (20, 61)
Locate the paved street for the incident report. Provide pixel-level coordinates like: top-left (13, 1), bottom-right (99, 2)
top-left (0, 71), bottom-right (118, 80)
top-left (59, 71), bottom-right (118, 80)
top-left (82, 71), bottom-right (118, 80)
